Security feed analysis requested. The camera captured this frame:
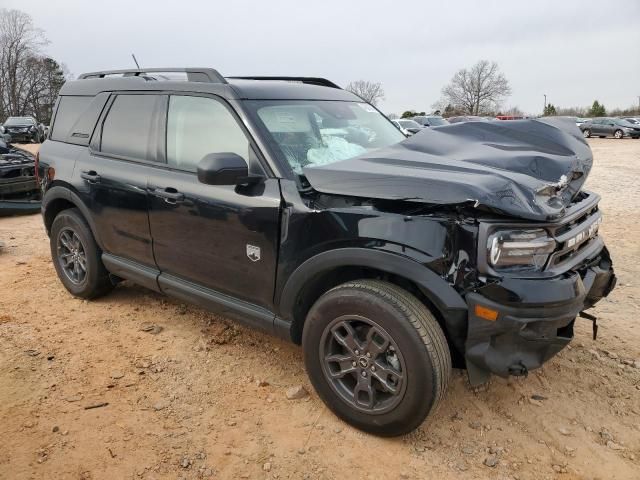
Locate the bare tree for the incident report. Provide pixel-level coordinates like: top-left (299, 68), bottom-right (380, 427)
top-left (345, 80), bottom-right (385, 106)
top-left (440, 60), bottom-right (511, 115)
top-left (0, 8), bottom-right (68, 123)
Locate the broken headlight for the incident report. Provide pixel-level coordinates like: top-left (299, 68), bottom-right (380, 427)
top-left (487, 229), bottom-right (556, 271)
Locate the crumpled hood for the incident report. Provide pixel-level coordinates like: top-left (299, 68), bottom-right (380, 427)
top-left (303, 117), bottom-right (592, 221)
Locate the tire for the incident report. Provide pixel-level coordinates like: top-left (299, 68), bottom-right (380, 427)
top-left (614, 129), bottom-right (624, 139)
top-left (302, 279), bottom-right (451, 436)
top-left (50, 208), bottom-right (113, 299)
top-left (582, 129), bottom-right (591, 138)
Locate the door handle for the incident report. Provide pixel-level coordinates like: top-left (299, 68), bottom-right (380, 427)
top-left (80, 170), bottom-right (101, 184)
top-left (151, 187), bottom-right (185, 204)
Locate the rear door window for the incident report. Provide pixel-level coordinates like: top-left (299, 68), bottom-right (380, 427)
top-left (100, 94), bottom-right (161, 161)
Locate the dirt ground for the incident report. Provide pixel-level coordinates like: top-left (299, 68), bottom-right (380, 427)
top-left (1, 139), bottom-right (639, 480)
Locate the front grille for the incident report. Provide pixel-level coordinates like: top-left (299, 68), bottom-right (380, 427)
top-left (545, 194), bottom-right (602, 271)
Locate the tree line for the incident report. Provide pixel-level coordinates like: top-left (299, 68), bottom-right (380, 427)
top-left (0, 8), bottom-right (68, 125)
top-left (349, 59), bottom-right (639, 119)
top-left (543, 100), bottom-right (639, 118)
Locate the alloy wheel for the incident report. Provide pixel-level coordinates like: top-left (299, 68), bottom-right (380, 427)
top-left (57, 228), bottom-right (87, 284)
top-left (319, 314), bottom-right (407, 414)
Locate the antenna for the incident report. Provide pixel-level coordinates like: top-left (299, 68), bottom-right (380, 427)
top-left (131, 53), bottom-right (141, 69)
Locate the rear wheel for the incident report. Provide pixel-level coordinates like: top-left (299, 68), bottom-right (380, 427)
top-left (614, 129), bottom-right (624, 139)
top-left (302, 279), bottom-right (451, 436)
top-left (50, 208), bottom-right (113, 299)
top-left (582, 129), bottom-right (591, 138)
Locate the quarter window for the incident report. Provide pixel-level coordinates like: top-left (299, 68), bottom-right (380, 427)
top-left (166, 95), bottom-right (250, 172)
top-left (101, 95), bottom-right (159, 160)
top-left (51, 96), bottom-right (93, 142)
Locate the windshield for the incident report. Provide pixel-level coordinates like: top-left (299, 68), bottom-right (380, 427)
top-left (399, 119), bottom-right (421, 128)
top-left (616, 119), bottom-right (635, 127)
top-left (4, 117), bottom-right (35, 126)
top-left (246, 100), bottom-right (405, 174)
top-left (426, 116), bottom-right (448, 126)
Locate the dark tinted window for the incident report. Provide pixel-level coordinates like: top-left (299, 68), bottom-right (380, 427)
top-left (52, 94), bottom-right (109, 145)
top-left (51, 97), bottom-right (93, 141)
top-left (101, 95), bottom-right (159, 160)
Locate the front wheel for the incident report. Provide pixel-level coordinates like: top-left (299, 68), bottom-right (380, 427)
top-left (614, 129), bottom-right (624, 139)
top-left (302, 280), bottom-right (451, 436)
top-left (582, 129), bottom-right (591, 138)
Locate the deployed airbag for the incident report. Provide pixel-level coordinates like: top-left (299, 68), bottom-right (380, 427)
top-left (303, 117), bottom-right (592, 221)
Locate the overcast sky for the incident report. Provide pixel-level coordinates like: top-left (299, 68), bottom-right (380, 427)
top-left (4, 0), bottom-right (640, 115)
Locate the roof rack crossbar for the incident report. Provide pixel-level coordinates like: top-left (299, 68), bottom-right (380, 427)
top-left (227, 76), bottom-right (341, 89)
top-left (78, 68), bottom-right (228, 84)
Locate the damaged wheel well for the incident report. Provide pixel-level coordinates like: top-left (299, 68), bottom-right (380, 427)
top-left (286, 264), bottom-right (465, 367)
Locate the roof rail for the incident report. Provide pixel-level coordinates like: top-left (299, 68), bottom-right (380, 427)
top-left (227, 76), bottom-right (341, 89)
top-left (78, 68), bottom-right (227, 84)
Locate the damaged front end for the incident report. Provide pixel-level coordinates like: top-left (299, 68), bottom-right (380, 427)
top-left (302, 117), bottom-right (616, 385)
top-left (464, 191), bottom-right (616, 384)
top-left (0, 141), bottom-right (41, 216)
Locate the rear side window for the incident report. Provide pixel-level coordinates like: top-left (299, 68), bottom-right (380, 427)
top-left (101, 95), bottom-right (160, 160)
top-left (51, 96), bottom-right (93, 142)
top-left (166, 95), bottom-right (249, 172)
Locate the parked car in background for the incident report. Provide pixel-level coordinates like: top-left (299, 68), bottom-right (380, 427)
top-left (0, 138), bottom-right (41, 216)
top-left (575, 118), bottom-right (590, 127)
top-left (447, 116), bottom-right (490, 124)
top-left (495, 115), bottom-right (524, 120)
top-left (622, 117), bottom-right (640, 125)
top-left (394, 118), bottom-right (423, 134)
top-left (391, 120), bottom-right (410, 135)
top-left (411, 115), bottom-right (449, 127)
top-left (580, 118), bottom-right (640, 139)
top-left (2, 116), bottom-right (46, 143)
top-left (391, 120), bottom-right (412, 136)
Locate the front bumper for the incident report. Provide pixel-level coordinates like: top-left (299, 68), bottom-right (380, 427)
top-left (464, 247), bottom-right (615, 385)
top-left (0, 199), bottom-right (41, 216)
top-left (0, 177), bottom-right (38, 196)
top-left (4, 132), bottom-right (36, 142)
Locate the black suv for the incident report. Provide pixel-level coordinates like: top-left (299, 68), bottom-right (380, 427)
top-left (38, 68), bottom-right (616, 436)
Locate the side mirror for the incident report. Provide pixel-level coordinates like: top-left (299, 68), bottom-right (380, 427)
top-left (197, 152), bottom-right (249, 186)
